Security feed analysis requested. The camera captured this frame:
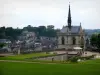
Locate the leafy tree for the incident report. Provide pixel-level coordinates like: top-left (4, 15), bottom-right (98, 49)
top-left (90, 33), bottom-right (100, 50)
top-left (0, 26), bottom-right (6, 39)
top-left (90, 34), bottom-right (98, 47)
top-left (97, 34), bottom-right (100, 49)
top-left (47, 25), bottom-right (54, 30)
top-left (46, 25), bottom-right (57, 37)
top-left (0, 25), bottom-right (57, 41)
top-left (0, 43), bottom-right (6, 48)
top-left (5, 27), bottom-right (22, 41)
top-left (23, 25), bottom-right (34, 32)
top-left (38, 26), bottom-right (46, 36)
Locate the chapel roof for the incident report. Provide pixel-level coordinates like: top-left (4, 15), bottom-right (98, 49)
top-left (60, 26), bottom-right (81, 34)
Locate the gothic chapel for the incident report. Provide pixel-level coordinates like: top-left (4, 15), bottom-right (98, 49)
top-left (57, 3), bottom-right (85, 50)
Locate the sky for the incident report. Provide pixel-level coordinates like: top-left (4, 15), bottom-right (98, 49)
top-left (0, 0), bottom-right (100, 29)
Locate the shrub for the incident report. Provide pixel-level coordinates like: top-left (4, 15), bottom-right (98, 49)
top-left (69, 56), bottom-right (79, 63)
top-left (0, 55), bottom-right (5, 57)
top-left (53, 52), bottom-right (57, 54)
top-left (86, 55), bottom-right (95, 60)
top-left (46, 52), bottom-right (50, 54)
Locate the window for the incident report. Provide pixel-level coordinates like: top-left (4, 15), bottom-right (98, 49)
top-left (67, 36), bottom-right (68, 43)
top-left (62, 36), bottom-right (65, 45)
top-left (79, 41), bottom-right (80, 44)
top-left (72, 37), bottom-right (76, 45)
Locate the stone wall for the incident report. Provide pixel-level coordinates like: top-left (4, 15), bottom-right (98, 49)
top-left (35, 54), bottom-right (67, 61)
top-left (57, 35), bottom-right (82, 49)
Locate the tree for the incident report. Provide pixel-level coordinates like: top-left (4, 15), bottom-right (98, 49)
top-left (0, 25), bottom-right (57, 41)
top-left (90, 33), bottom-right (100, 50)
top-left (23, 25), bottom-right (34, 32)
top-left (90, 34), bottom-right (98, 47)
top-left (0, 43), bottom-right (6, 48)
top-left (0, 26), bottom-right (6, 39)
top-left (47, 25), bottom-right (54, 30)
top-left (97, 34), bottom-right (100, 49)
top-left (46, 25), bottom-right (57, 37)
top-left (5, 27), bottom-right (22, 41)
top-left (38, 26), bottom-right (46, 36)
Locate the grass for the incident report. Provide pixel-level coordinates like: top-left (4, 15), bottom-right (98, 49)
top-left (0, 52), bottom-right (54, 60)
top-left (0, 59), bottom-right (100, 75)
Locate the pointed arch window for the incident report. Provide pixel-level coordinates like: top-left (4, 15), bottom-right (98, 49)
top-left (72, 37), bottom-right (76, 45)
top-left (62, 36), bottom-right (65, 45)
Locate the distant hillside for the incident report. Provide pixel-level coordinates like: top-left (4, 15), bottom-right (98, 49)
top-left (84, 29), bottom-right (100, 36)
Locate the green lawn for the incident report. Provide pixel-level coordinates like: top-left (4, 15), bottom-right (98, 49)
top-left (0, 59), bottom-right (100, 75)
top-left (0, 52), bottom-right (54, 60)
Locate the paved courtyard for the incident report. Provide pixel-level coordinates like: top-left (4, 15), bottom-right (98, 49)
top-left (54, 51), bottom-right (100, 56)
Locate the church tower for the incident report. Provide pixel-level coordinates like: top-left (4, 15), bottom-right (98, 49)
top-left (67, 3), bottom-right (72, 29)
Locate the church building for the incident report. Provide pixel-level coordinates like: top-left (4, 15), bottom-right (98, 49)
top-left (57, 4), bottom-right (85, 50)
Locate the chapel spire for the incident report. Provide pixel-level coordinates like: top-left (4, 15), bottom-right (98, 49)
top-left (67, 2), bottom-right (72, 28)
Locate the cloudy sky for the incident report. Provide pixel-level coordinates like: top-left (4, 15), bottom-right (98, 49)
top-left (0, 0), bottom-right (100, 29)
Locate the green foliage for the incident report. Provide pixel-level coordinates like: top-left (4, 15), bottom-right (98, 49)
top-left (80, 55), bottom-right (95, 60)
top-left (47, 25), bottom-right (54, 29)
top-left (69, 55), bottom-right (95, 63)
top-left (0, 25), bottom-right (57, 41)
top-left (90, 33), bottom-right (100, 49)
top-left (97, 34), bottom-right (100, 49)
top-left (0, 43), bottom-right (6, 48)
top-left (0, 27), bottom-right (6, 39)
top-left (90, 34), bottom-right (98, 47)
top-left (5, 27), bottom-right (22, 40)
top-left (69, 56), bottom-right (79, 63)
top-left (22, 25), bottom-right (57, 37)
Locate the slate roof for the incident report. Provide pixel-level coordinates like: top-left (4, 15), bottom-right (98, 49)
top-left (0, 39), bottom-right (7, 43)
top-left (60, 26), bottom-right (81, 34)
top-left (0, 39), bottom-right (11, 43)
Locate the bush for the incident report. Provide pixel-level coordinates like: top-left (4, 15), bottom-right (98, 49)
top-left (69, 56), bottom-right (79, 63)
top-left (0, 55), bottom-right (5, 57)
top-left (46, 52), bottom-right (50, 54)
top-left (0, 43), bottom-right (7, 48)
top-left (53, 52), bottom-right (57, 54)
top-left (68, 55), bottom-right (95, 63)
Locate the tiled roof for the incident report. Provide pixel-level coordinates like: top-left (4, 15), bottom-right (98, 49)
top-left (60, 26), bottom-right (81, 34)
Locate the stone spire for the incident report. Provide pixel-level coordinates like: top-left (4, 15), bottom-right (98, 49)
top-left (67, 2), bottom-right (72, 29)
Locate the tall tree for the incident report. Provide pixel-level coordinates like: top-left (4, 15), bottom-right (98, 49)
top-left (97, 34), bottom-right (100, 49)
top-left (38, 26), bottom-right (46, 36)
top-left (0, 43), bottom-right (6, 48)
top-left (90, 34), bottom-right (98, 47)
top-left (90, 33), bottom-right (100, 52)
top-left (47, 25), bottom-right (54, 30)
top-left (0, 26), bottom-right (6, 39)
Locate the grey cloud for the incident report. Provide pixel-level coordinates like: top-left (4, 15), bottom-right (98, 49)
top-left (0, 0), bottom-right (100, 29)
